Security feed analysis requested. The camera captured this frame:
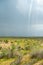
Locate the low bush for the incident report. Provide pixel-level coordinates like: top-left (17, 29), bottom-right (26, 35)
top-left (25, 45), bottom-right (30, 50)
top-left (30, 49), bottom-right (43, 60)
top-left (0, 46), bottom-right (2, 50)
top-left (4, 40), bottom-right (8, 43)
top-left (10, 55), bottom-right (22, 65)
top-left (0, 40), bottom-right (2, 42)
top-left (11, 42), bottom-right (13, 43)
top-left (0, 52), bottom-right (3, 59)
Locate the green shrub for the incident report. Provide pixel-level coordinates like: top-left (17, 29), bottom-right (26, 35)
top-left (7, 49), bottom-right (12, 58)
top-left (4, 40), bottom-right (8, 43)
top-left (11, 42), bottom-right (13, 43)
top-left (30, 49), bottom-right (43, 60)
top-left (1, 48), bottom-right (12, 58)
top-left (28, 59), bottom-right (38, 65)
top-left (0, 52), bottom-right (3, 59)
top-left (11, 44), bottom-right (15, 50)
top-left (10, 55), bottom-right (22, 65)
top-left (0, 46), bottom-right (2, 50)
top-left (25, 45), bottom-right (30, 50)
top-left (1, 48), bottom-right (8, 58)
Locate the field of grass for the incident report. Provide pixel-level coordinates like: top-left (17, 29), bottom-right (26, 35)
top-left (0, 37), bottom-right (43, 65)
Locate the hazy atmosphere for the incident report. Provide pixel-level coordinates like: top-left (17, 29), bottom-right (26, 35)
top-left (0, 0), bottom-right (43, 36)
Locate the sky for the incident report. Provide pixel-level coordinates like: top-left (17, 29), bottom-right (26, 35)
top-left (0, 0), bottom-right (43, 37)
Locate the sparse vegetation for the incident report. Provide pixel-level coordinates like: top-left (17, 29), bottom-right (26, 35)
top-left (0, 37), bottom-right (43, 65)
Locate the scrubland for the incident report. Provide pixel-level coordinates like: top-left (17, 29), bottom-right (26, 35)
top-left (0, 37), bottom-right (43, 65)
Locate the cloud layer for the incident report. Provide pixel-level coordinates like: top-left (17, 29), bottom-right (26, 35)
top-left (0, 0), bottom-right (43, 36)
top-left (16, 0), bottom-right (29, 14)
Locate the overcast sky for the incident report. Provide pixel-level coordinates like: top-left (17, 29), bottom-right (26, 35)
top-left (0, 0), bottom-right (43, 36)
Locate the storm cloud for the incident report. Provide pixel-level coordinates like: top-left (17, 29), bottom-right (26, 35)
top-left (0, 0), bottom-right (43, 36)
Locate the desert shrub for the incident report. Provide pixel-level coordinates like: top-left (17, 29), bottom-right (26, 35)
top-left (21, 48), bottom-right (24, 50)
top-left (30, 51), bottom-right (38, 59)
top-left (1, 48), bottom-right (8, 58)
top-left (15, 40), bottom-right (17, 42)
top-left (10, 61), bottom-right (15, 65)
top-left (10, 55), bottom-right (22, 65)
top-left (5, 47), bottom-right (16, 58)
top-left (4, 40), bottom-right (8, 43)
top-left (25, 45), bottom-right (30, 50)
top-left (0, 40), bottom-right (2, 42)
top-left (38, 50), bottom-right (43, 59)
top-left (11, 42), bottom-right (13, 43)
top-left (10, 44), bottom-right (16, 58)
top-left (17, 46), bottom-right (21, 50)
top-left (17, 41), bottom-right (20, 44)
top-left (30, 49), bottom-right (43, 60)
top-left (28, 59), bottom-right (38, 65)
top-left (0, 52), bottom-right (3, 59)
top-left (0, 46), bottom-right (2, 50)
top-left (17, 46), bottom-right (24, 51)
top-left (7, 49), bottom-right (12, 58)
top-left (1, 48), bottom-right (12, 58)
top-left (11, 44), bottom-right (15, 50)
top-left (1, 44), bottom-right (16, 58)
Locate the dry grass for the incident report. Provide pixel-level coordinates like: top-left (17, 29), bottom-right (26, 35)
top-left (0, 38), bottom-right (43, 65)
top-left (0, 58), bottom-right (15, 65)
